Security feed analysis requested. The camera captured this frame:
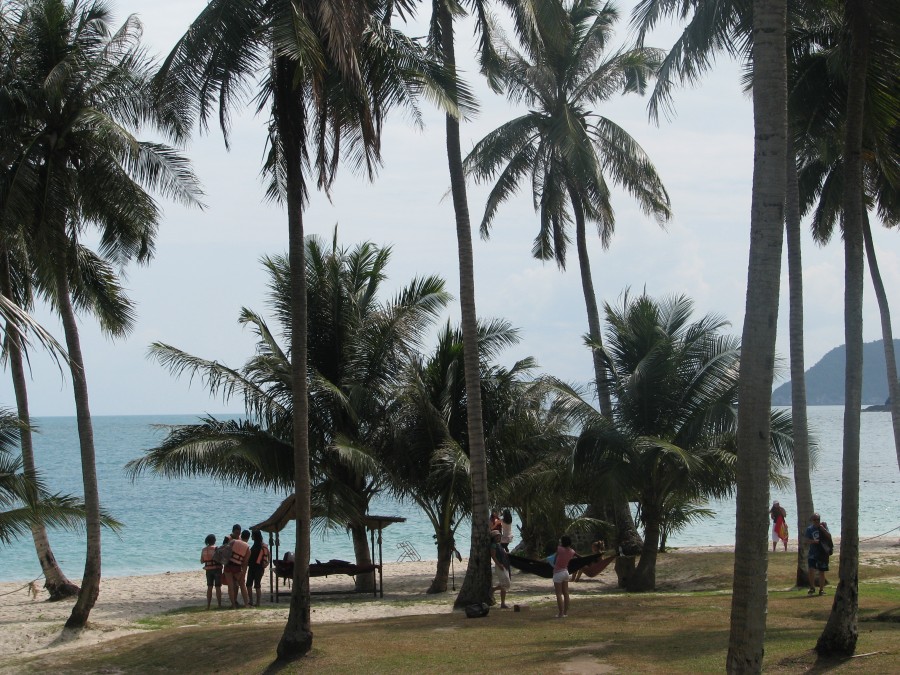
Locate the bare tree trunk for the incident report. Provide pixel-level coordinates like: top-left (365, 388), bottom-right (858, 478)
top-left (784, 136), bottom-right (815, 588)
top-left (570, 189), bottom-right (641, 588)
top-left (862, 214), bottom-right (900, 472)
top-left (816, 0), bottom-right (869, 655)
top-left (726, 0), bottom-right (787, 670)
top-left (0, 252), bottom-right (79, 600)
top-left (436, 7), bottom-right (492, 610)
top-left (58, 269), bottom-right (102, 629)
top-left (276, 57), bottom-right (313, 661)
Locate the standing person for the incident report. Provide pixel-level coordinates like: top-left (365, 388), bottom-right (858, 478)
top-left (770, 501), bottom-right (789, 552)
top-left (247, 529), bottom-right (270, 607)
top-left (200, 534), bottom-right (223, 609)
top-left (500, 510), bottom-right (514, 552)
top-left (489, 510), bottom-right (502, 534)
top-left (489, 530), bottom-right (510, 609)
top-left (804, 513), bottom-right (829, 595)
top-left (552, 535), bottom-right (577, 618)
top-left (226, 531), bottom-right (251, 608)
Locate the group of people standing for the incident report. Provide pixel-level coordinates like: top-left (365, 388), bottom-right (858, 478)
top-left (487, 509), bottom-right (583, 618)
top-left (200, 524), bottom-right (270, 609)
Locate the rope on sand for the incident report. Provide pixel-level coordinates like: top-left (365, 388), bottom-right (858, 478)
top-left (859, 524), bottom-right (900, 542)
top-left (0, 573), bottom-right (43, 598)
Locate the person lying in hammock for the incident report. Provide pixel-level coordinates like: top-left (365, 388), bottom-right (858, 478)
top-left (573, 540), bottom-right (607, 581)
top-left (508, 542), bottom-right (615, 579)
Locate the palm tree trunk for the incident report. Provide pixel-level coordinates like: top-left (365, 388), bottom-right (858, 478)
top-left (725, 0), bottom-right (788, 669)
top-left (0, 252), bottom-right (79, 601)
top-left (437, 5), bottom-right (492, 610)
top-left (784, 135), bottom-right (815, 588)
top-left (816, 0), bottom-right (869, 655)
top-left (350, 521), bottom-right (374, 593)
top-left (275, 57), bottom-right (313, 661)
top-left (57, 269), bottom-right (102, 629)
top-left (628, 515), bottom-right (660, 592)
top-left (428, 529), bottom-right (455, 594)
top-left (570, 190), bottom-right (641, 588)
top-left (862, 214), bottom-right (900, 472)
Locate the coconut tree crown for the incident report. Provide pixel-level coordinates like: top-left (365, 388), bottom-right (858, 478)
top-left (465, 0), bottom-right (671, 268)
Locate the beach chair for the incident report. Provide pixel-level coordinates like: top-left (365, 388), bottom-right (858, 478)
top-left (396, 541), bottom-right (421, 562)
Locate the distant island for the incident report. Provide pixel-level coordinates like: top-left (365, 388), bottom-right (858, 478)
top-left (771, 339), bottom-right (900, 406)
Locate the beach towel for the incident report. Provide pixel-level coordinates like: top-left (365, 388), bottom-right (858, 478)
top-left (775, 516), bottom-right (789, 543)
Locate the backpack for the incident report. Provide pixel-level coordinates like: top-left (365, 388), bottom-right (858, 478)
top-left (464, 602), bottom-right (490, 618)
top-left (819, 528), bottom-right (834, 557)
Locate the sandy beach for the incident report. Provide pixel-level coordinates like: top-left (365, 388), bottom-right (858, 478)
top-left (1, 540), bottom-right (897, 672)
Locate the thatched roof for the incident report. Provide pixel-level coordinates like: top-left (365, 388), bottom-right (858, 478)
top-left (249, 494), bottom-right (405, 533)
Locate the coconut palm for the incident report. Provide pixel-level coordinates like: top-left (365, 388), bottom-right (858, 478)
top-left (726, 1), bottom-right (789, 665)
top-left (0, 0), bottom-right (200, 627)
top-left (630, 0), bottom-right (822, 598)
top-left (562, 293), bottom-right (793, 592)
top-left (156, 1), bottom-right (464, 657)
top-left (130, 236), bottom-right (449, 591)
top-left (815, 0), bottom-right (894, 655)
top-left (464, 0), bottom-right (669, 583)
top-left (384, 319), bottom-right (514, 593)
top-left (791, 2), bottom-right (900, 477)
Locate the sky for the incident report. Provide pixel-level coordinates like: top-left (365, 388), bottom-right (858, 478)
top-left (4, 0), bottom-right (899, 417)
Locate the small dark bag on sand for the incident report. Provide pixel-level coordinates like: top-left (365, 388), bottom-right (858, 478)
top-left (465, 602), bottom-right (490, 618)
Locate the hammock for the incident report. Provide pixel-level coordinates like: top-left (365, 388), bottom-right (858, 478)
top-left (507, 552), bottom-right (613, 579)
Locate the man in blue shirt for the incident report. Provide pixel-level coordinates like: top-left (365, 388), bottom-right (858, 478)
top-left (804, 513), bottom-right (829, 595)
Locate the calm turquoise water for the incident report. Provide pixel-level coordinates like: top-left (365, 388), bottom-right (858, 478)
top-left (2, 407), bottom-right (897, 582)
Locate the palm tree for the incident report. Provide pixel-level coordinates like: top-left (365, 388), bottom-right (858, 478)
top-left (0, 238), bottom-right (78, 597)
top-left (464, 0), bottom-right (670, 583)
top-left (384, 319), bottom-right (520, 593)
top-left (630, 0), bottom-right (821, 594)
top-left (155, 1), bottom-right (462, 656)
top-left (131, 236), bottom-right (449, 587)
top-left (562, 293), bottom-right (793, 591)
top-left (791, 2), bottom-right (900, 475)
top-left (726, 0), bottom-right (788, 667)
top-left (2, 0), bottom-right (200, 628)
top-left (815, 0), bottom-right (887, 655)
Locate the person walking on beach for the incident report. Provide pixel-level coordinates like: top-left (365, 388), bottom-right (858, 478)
top-left (200, 534), bottom-right (223, 609)
top-left (489, 530), bottom-right (510, 608)
top-left (553, 535), bottom-right (577, 618)
top-left (247, 529), bottom-right (269, 607)
top-left (770, 501), bottom-right (789, 552)
top-left (804, 513), bottom-right (830, 595)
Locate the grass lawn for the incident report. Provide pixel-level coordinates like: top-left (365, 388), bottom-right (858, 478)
top-left (11, 547), bottom-right (899, 674)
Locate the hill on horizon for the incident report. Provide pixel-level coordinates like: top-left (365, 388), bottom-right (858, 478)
top-left (772, 339), bottom-right (900, 405)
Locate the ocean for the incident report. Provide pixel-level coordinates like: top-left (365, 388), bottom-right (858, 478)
top-left (2, 406), bottom-right (897, 583)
